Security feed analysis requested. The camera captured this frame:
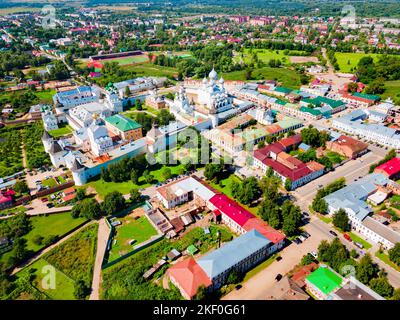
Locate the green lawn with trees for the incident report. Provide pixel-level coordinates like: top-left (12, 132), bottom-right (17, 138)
top-left (101, 225), bottom-right (233, 300)
top-left (108, 215), bottom-right (158, 262)
top-left (22, 213), bottom-right (87, 252)
top-left (0, 128), bottom-right (23, 177)
top-left (22, 122), bottom-right (51, 169)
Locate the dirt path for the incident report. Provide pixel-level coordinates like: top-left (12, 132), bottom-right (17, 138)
top-left (11, 220), bottom-right (94, 276)
top-left (21, 142), bottom-right (27, 169)
top-left (89, 218), bottom-right (111, 300)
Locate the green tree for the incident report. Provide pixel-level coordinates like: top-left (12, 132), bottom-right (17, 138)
top-left (226, 270), bottom-right (241, 285)
top-left (301, 253), bottom-right (315, 266)
top-left (204, 163), bottom-right (224, 182)
top-left (102, 191), bottom-right (126, 216)
top-left (143, 170), bottom-right (154, 184)
top-left (284, 178), bottom-right (292, 191)
top-left (74, 280), bottom-right (90, 300)
top-left (78, 198), bottom-right (103, 220)
top-left (76, 188), bottom-right (86, 201)
top-left (130, 168), bottom-right (139, 184)
top-left (388, 243), bottom-right (400, 266)
top-left (332, 208), bottom-right (350, 232)
top-left (356, 254), bottom-right (379, 285)
top-left (13, 180), bottom-right (29, 194)
top-left (369, 276), bottom-right (394, 298)
top-left (129, 188), bottom-right (142, 204)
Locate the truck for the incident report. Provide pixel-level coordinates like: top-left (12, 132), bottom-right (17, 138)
top-left (343, 233), bottom-right (352, 241)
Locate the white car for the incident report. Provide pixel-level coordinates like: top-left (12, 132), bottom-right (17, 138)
top-left (310, 251), bottom-right (318, 259)
top-left (298, 235), bottom-right (306, 242)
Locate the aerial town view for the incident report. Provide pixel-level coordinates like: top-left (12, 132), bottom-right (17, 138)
top-left (1, 0), bottom-right (400, 309)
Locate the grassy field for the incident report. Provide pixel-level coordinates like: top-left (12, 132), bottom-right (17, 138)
top-left (108, 215), bottom-right (158, 262)
top-left (48, 125), bottom-right (73, 138)
top-left (348, 232), bottom-right (372, 249)
top-left (0, 7), bottom-right (41, 15)
top-left (22, 213), bottom-right (87, 252)
top-left (41, 177), bottom-right (57, 188)
top-left (86, 163), bottom-right (186, 198)
top-left (98, 55), bottom-right (149, 66)
top-left (43, 224), bottom-right (98, 288)
top-left (326, 151), bottom-right (346, 164)
top-left (221, 66), bottom-right (302, 88)
top-left (381, 80), bottom-right (400, 105)
top-left (234, 49), bottom-right (309, 65)
top-left (375, 251), bottom-right (400, 272)
top-left (125, 63), bottom-right (178, 78)
top-left (32, 89), bottom-right (56, 104)
top-left (17, 258), bottom-right (76, 300)
top-left (334, 52), bottom-right (396, 73)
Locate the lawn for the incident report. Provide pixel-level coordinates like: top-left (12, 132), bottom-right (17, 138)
top-left (326, 151), bottom-right (346, 164)
top-left (42, 178), bottom-right (58, 188)
top-left (99, 55), bottom-right (149, 66)
top-left (43, 224), bottom-right (98, 288)
top-left (86, 163), bottom-right (187, 198)
top-left (22, 212), bottom-right (87, 252)
top-left (348, 232), bottom-right (372, 249)
top-left (33, 89), bottom-right (57, 104)
top-left (101, 225), bottom-right (233, 299)
top-left (243, 253), bottom-right (279, 282)
top-left (381, 80), bottom-right (400, 105)
top-left (221, 66), bottom-right (302, 88)
top-left (319, 215), bottom-right (333, 224)
top-left (48, 125), bottom-right (73, 138)
top-left (0, 128), bottom-right (23, 177)
top-left (334, 52), bottom-right (395, 73)
top-left (125, 63), bottom-right (178, 78)
top-left (16, 258), bottom-right (76, 300)
top-left (0, 7), bottom-right (41, 15)
top-left (375, 250), bottom-right (400, 272)
top-left (108, 215), bottom-right (158, 262)
top-left (234, 49), bottom-right (309, 66)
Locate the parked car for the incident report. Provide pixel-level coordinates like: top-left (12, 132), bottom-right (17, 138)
top-left (46, 203), bottom-right (54, 208)
top-left (275, 274), bottom-right (283, 282)
top-left (302, 211), bottom-right (309, 217)
top-left (293, 238), bottom-right (302, 245)
top-left (235, 284), bottom-right (242, 290)
top-left (310, 251), bottom-right (318, 259)
top-left (298, 235), bottom-right (306, 242)
top-left (41, 198), bottom-right (48, 203)
top-left (276, 256), bottom-right (282, 262)
top-left (343, 233), bottom-right (352, 241)
top-left (301, 232), bottom-right (310, 238)
top-left (329, 230), bottom-right (338, 237)
top-left (354, 242), bottom-right (364, 249)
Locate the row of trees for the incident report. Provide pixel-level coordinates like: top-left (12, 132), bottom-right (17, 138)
top-left (369, 149), bottom-right (396, 173)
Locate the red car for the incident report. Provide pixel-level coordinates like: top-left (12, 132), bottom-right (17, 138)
top-left (343, 233), bottom-right (352, 241)
top-left (41, 198), bottom-right (48, 203)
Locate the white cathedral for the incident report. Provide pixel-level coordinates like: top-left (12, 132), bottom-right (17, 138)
top-left (169, 68), bottom-right (236, 128)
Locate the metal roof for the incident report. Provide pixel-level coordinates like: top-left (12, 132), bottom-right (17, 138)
top-left (197, 229), bottom-right (271, 279)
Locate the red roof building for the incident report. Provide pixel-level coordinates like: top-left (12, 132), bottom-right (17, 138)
top-left (167, 257), bottom-right (212, 300)
top-left (374, 157), bottom-right (400, 179)
top-left (0, 189), bottom-right (14, 210)
top-left (209, 194), bottom-right (254, 227)
top-left (242, 218), bottom-right (286, 244)
top-left (253, 135), bottom-right (325, 189)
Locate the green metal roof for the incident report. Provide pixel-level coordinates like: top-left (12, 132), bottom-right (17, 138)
top-left (300, 106), bottom-right (322, 115)
top-left (353, 92), bottom-right (380, 101)
top-left (187, 245), bottom-right (198, 255)
top-left (275, 99), bottom-right (287, 105)
top-left (275, 86), bottom-right (293, 94)
top-left (306, 266), bottom-right (343, 295)
top-left (105, 114), bottom-right (142, 132)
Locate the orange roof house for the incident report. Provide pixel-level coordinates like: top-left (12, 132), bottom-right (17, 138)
top-left (167, 257), bottom-right (212, 300)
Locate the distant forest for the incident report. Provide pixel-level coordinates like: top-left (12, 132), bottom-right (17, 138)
top-left (1, 0), bottom-right (400, 18)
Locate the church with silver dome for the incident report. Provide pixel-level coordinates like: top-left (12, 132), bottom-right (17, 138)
top-left (169, 68), bottom-right (250, 128)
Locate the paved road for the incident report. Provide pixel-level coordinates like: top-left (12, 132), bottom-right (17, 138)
top-left (293, 150), bottom-right (381, 206)
top-left (89, 218), bottom-right (110, 300)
